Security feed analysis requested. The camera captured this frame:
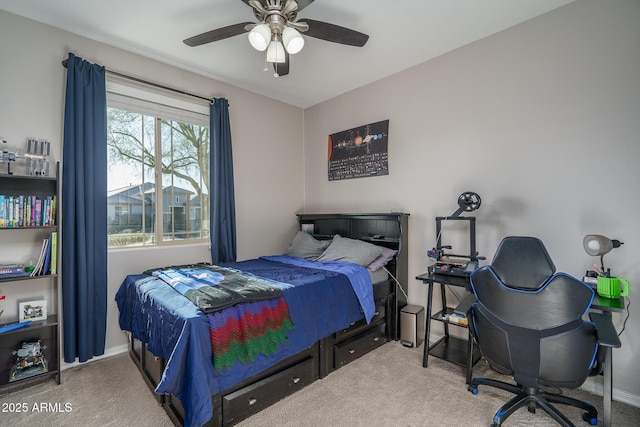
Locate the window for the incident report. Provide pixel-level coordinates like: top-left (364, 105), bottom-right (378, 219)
top-left (106, 83), bottom-right (209, 248)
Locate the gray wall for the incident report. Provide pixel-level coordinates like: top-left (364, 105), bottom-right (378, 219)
top-left (303, 0), bottom-right (640, 404)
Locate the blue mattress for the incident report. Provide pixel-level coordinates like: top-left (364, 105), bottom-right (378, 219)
top-left (115, 256), bottom-right (375, 427)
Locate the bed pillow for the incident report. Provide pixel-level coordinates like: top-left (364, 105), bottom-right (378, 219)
top-left (368, 247), bottom-right (398, 272)
top-left (284, 231), bottom-right (330, 260)
top-left (316, 234), bottom-right (383, 266)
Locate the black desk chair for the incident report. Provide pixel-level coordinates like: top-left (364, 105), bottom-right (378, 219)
top-left (467, 236), bottom-right (613, 427)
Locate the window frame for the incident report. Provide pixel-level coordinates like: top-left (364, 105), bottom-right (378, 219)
top-left (106, 81), bottom-right (210, 249)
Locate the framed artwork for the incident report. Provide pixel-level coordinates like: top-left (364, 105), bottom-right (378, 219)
top-left (328, 119), bottom-right (389, 181)
top-left (18, 299), bottom-right (47, 322)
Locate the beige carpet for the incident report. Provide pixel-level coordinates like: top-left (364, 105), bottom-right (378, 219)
top-left (1, 342), bottom-right (639, 426)
top-left (0, 353), bottom-right (173, 427)
top-left (237, 342), bottom-right (640, 427)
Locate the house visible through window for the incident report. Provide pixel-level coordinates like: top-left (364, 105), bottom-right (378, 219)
top-left (106, 82), bottom-right (210, 248)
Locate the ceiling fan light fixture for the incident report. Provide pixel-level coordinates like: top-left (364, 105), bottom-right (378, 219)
top-left (184, 1), bottom-right (370, 78)
top-left (248, 23), bottom-right (271, 51)
top-left (282, 26), bottom-right (304, 54)
top-left (266, 37), bottom-right (286, 63)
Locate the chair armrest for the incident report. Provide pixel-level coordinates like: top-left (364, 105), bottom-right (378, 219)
top-left (589, 313), bottom-right (622, 348)
top-left (454, 293), bottom-right (477, 317)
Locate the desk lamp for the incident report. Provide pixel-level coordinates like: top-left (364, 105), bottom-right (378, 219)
top-left (583, 234), bottom-right (623, 277)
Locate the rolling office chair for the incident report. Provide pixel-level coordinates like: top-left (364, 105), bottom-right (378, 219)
top-left (467, 236), bottom-right (615, 427)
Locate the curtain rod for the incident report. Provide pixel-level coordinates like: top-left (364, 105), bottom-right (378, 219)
top-left (61, 59), bottom-right (214, 104)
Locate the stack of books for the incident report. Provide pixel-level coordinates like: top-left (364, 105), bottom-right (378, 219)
top-left (30, 231), bottom-right (57, 277)
top-left (0, 194), bottom-right (56, 228)
top-left (0, 231), bottom-right (57, 279)
top-left (0, 264), bottom-right (30, 279)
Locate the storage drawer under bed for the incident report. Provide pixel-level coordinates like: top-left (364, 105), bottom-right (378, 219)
top-left (221, 356), bottom-right (316, 426)
top-left (142, 344), bottom-right (165, 395)
top-left (335, 297), bottom-right (386, 341)
top-left (129, 337), bottom-right (165, 404)
top-left (334, 323), bottom-right (387, 369)
top-left (159, 341), bottom-right (322, 427)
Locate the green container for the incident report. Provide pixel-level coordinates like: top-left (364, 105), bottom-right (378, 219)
top-left (597, 276), bottom-right (630, 299)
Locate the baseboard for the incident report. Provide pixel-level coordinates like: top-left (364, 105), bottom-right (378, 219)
top-left (60, 344), bottom-right (129, 371)
top-left (581, 377), bottom-right (640, 408)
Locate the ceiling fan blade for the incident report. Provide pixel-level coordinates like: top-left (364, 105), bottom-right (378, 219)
top-left (273, 52), bottom-right (290, 77)
top-left (298, 19), bottom-right (369, 47)
top-left (183, 22), bottom-right (254, 47)
top-left (295, 0), bottom-right (315, 12)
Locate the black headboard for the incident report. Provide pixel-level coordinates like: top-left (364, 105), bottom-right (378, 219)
top-left (296, 212), bottom-right (409, 340)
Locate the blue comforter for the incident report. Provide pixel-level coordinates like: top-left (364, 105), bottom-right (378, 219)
top-left (115, 256), bottom-right (374, 427)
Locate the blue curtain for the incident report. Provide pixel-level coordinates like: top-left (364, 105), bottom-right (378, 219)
top-left (210, 98), bottom-right (237, 263)
top-left (61, 53), bottom-right (108, 363)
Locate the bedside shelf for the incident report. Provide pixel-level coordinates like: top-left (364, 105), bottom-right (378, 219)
top-left (0, 315), bottom-right (59, 336)
top-left (429, 336), bottom-right (481, 368)
top-left (416, 270), bottom-right (480, 384)
top-left (0, 274), bottom-right (58, 284)
top-left (0, 163), bottom-right (61, 389)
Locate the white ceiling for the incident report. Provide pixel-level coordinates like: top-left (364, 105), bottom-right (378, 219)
top-left (0, 0), bottom-right (575, 108)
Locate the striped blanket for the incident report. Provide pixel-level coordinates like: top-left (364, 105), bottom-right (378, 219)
top-left (207, 298), bottom-right (293, 370)
top-left (150, 265), bottom-right (294, 370)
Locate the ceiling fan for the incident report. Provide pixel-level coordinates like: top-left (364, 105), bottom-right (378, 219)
top-left (183, 0), bottom-right (369, 77)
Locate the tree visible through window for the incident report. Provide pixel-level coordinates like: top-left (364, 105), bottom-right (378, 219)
top-left (106, 102), bottom-right (209, 248)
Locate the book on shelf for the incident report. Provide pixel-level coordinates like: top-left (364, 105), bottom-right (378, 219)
top-left (42, 237), bottom-right (51, 275)
top-left (0, 195), bottom-right (5, 227)
top-left (50, 196), bottom-right (56, 226)
top-left (50, 231), bottom-right (57, 275)
top-left (0, 265), bottom-right (30, 278)
top-left (0, 194), bottom-right (56, 228)
top-left (0, 263), bottom-right (22, 268)
top-left (0, 265), bottom-right (25, 273)
top-left (17, 196), bottom-right (23, 227)
top-left (30, 238), bottom-right (49, 277)
top-left (7, 196), bottom-right (14, 226)
top-left (34, 199), bottom-right (42, 227)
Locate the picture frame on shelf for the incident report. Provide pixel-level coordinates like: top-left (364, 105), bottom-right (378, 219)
top-left (18, 299), bottom-right (47, 322)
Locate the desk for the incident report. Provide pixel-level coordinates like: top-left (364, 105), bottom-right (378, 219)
top-left (589, 292), bottom-right (624, 427)
top-left (591, 293), bottom-right (625, 312)
top-left (415, 271), bottom-right (481, 383)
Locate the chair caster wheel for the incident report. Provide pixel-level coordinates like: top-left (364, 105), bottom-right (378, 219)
top-left (582, 413), bottom-right (597, 425)
top-left (468, 385), bottom-right (478, 394)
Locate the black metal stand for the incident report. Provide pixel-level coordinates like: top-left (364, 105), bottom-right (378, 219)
top-left (435, 216), bottom-right (477, 262)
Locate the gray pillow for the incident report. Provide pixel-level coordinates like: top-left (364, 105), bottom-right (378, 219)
top-left (284, 231), bottom-right (330, 260)
top-left (316, 234), bottom-right (383, 266)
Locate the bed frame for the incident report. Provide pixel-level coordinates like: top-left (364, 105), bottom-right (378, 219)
top-left (128, 212), bottom-right (409, 427)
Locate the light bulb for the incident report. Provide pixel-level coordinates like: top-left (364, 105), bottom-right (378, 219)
top-left (266, 40), bottom-right (286, 63)
top-left (248, 24), bottom-right (271, 51)
top-left (282, 27), bottom-right (304, 54)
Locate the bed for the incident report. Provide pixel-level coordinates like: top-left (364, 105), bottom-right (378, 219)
top-left (116, 213), bottom-right (409, 427)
